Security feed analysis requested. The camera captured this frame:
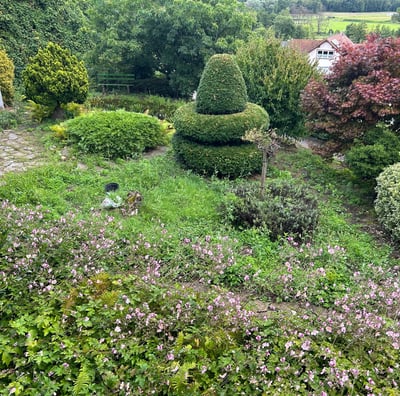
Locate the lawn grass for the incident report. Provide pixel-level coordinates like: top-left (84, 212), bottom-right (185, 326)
top-left (1, 115), bottom-right (399, 394)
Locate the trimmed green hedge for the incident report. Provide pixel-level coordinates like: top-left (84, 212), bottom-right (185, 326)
top-left (375, 162), bottom-right (400, 241)
top-left (64, 110), bottom-right (165, 159)
top-left (196, 54), bottom-right (247, 115)
top-left (86, 94), bottom-right (185, 121)
top-left (173, 102), bottom-right (269, 144)
top-left (172, 134), bottom-right (262, 178)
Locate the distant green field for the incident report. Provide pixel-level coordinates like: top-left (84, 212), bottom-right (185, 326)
top-left (321, 11), bottom-right (399, 33)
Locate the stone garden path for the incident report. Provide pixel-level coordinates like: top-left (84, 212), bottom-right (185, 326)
top-left (0, 129), bottom-right (46, 177)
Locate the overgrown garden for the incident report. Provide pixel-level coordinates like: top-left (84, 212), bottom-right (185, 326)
top-left (1, 5), bottom-right (400, 395)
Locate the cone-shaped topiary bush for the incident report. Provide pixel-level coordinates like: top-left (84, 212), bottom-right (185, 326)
top-left (196, 54), bottom-right (247, 115)
top-left (23, 42), bottom-right (89, 116)
top-left (0, 49), bottom-right (15, 105)
top-left (173, 53), bottom-right (269, 178)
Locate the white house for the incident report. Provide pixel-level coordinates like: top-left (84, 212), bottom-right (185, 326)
top-left (288, 33), bottom-right (353, 73)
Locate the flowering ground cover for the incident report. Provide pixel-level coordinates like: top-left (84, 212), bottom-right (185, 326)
top-left (0, 146), bottom-right (399, 395)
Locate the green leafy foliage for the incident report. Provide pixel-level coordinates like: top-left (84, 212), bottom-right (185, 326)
top-left (375, 162), bottom-right (400, 241)
top-left (196, 53), bottom-right (248, 115)
top-left (221, 179), bottom-right (319, 240)
top-left (0, 110), bottom-right (18, 130)
top-left (63, 110), bottom-right (166, 159)
top-left (345, 124), bottom-right (400, 182)
top-left (172, 133), bottom-right (262, 178)
top-left (0, 0), bottom-right (91, 77)
top-left (236, 34), bottom-right (317, 136)
top-left (173, 102), bottom-right (269, 144)
top-left (86, 94), bottom-right (185, 121)
top-left (23, 42), bottom-right (89, 114)
top-left (0, 49), bottom-right (14, 105)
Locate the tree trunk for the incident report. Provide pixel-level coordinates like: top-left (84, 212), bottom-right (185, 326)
top-left (260, 150), bottom-right (267, 198)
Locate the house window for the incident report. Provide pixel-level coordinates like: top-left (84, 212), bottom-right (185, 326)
top-left (317, 50), bottom-right (334, 59)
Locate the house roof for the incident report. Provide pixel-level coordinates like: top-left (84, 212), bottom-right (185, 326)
top-left (288, 33), bottom-right (353, 55)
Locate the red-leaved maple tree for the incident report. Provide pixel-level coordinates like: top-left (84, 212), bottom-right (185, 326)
top-left (301, 34), bottom-right (400, 155)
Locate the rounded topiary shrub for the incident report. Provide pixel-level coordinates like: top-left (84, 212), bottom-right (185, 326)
top-left (195, 54), bottom-right (247, 115)
top-left (64, 110), bottom-right (165, 159)
top-left (172, 134), bottom-right (262, 178)
top-left (221, 179), bottom-right (319, 240)
top-left (375, 162), bottom-right (400, 241)
top-left (173, 102), bottom-right (269, 144)
top-left (0, 49), bottom-right (15, 105)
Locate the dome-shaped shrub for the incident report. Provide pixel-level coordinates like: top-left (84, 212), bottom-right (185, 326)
top-left (0, 49), bottom-right (15, 105)
top-left (174, 102), bottom-right (269, 144)
top-left (375, 162), bottom-right (400, 241)
top-left (196, 54), bottom-right (247, 115)
top-left (63, 110), bottom-right (165, 159)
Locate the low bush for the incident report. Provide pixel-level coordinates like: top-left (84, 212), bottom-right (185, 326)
top-left (64, 110), bottom-right (166, 159)
top-left (173, 102), bottom-right (269, 144)
top-left (345, 125), bottom-right (400, 181)
top-left (221, 179), bottom-right (319, 240)
top-left (172, 134), bottom-right (262, 178)
top-left (86, 94), bottom-right (185, 121)
top-left (375, 162), bottom-right (400, 241)
top-left (0, 110), bottom-right (18, 130)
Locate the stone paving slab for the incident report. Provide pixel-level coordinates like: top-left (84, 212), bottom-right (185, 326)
top-left (0, 129), bottom-right (46, 177)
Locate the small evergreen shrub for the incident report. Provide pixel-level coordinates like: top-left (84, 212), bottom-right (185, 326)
top-left (345, 125), bottom-right (400, 181)
top-left (221, 179), bottom-right (319, 240)
top-left (23, 42), bottom-right (88, 113)
top-left (173, 102), bottom-right (269, 144)
top-left (375, 162), bottom-right (400, 241)
top-left (196, 54), bottom-right (247, 115)
top-left (64, 110), bottom-right (166, 159)
top-left (0, 110), bottom-right (18, 130)
top-left (0, 49), bottom-right (14, 105)
top-left (172, 134), bottom-right (262, 178)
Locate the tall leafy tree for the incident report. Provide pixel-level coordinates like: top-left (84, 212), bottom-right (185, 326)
top-left (301, 35), bottom-right (400, 155)
top-left (85, 0), bottom-right (157, 78)
top-left (141, 0), bottom-right (257, 97)
top-left (236, 33), bottom-right (317, 136)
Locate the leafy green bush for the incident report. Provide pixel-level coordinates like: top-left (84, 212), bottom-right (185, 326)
top-left (196, 54), bottom-right (247, 115)
top-left (0, 49), bottom-right (14, 105)
top-left (23, 42), bottom-right (88, 114)
top-left (375, 162), bottom-right (400, 241)
top-left (345, 125), bottom-right (400, 181)
top-left (221, 179), bottom-right (319, 240)
top-left (86, 94), bottom-right (185, 121)
top-left (64, 110), bottom-right (166, 159)
top-left (0, 110), bottom-right (18, 130)
top-left (172, 134), bottom-right (262, 178)
top-left (173, 102), bottom-right (269, 144)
